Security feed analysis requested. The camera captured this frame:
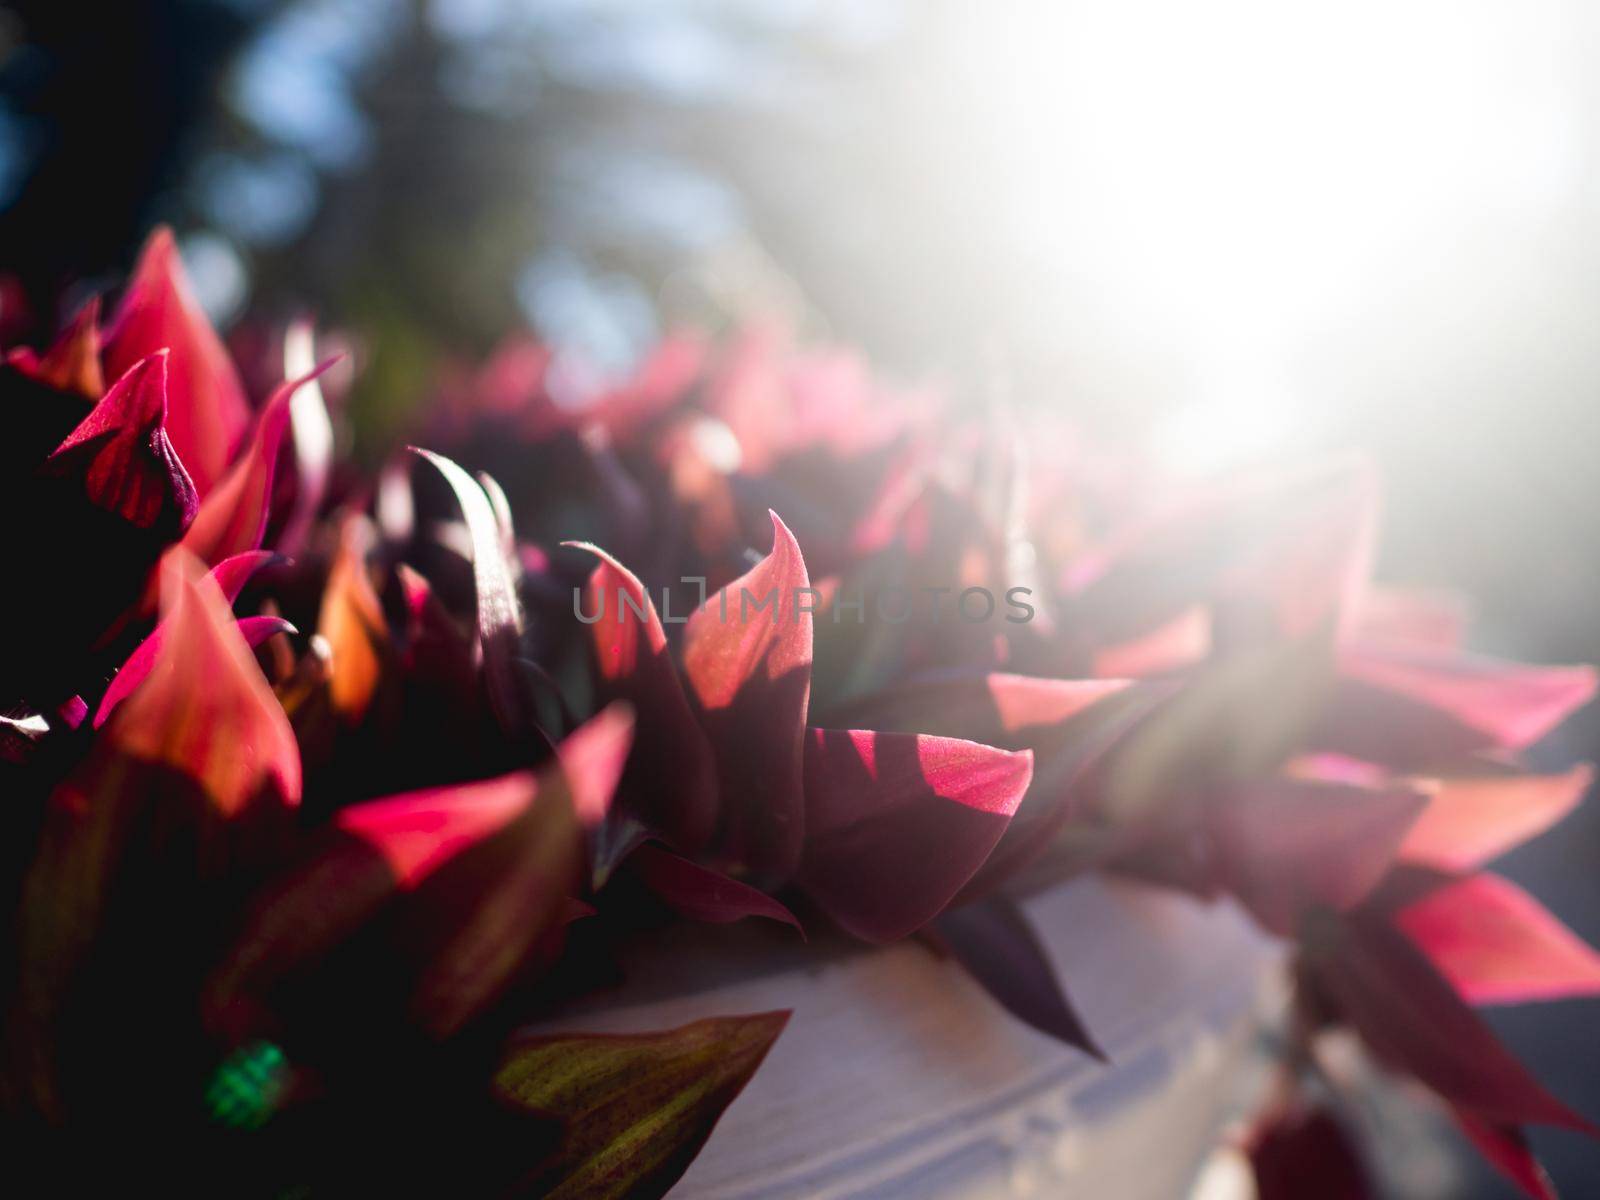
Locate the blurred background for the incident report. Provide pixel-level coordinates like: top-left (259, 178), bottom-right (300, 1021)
top-left (2, 1), bottom-right (1598, 1193)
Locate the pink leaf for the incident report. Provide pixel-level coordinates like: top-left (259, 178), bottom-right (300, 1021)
top-left (1399, 766), bottom-right (1591, 872)
top-left (682, 511), bottom-right (812, 878)
top-left (179, 366), bottom-right (324, 565)
top-left (1244, 1104), bottom-right (1373, 1200)
top-left (1396, 872), bottom-right (1600, 1005)
top-left (1353, 586), bottom-right (1468, 652)
top-left (1065, 456), bottom-right (1377, 645)
top-left (556, 701), bottom-right (634, 830)
top-left (571, 543), bottom-right (718, 854)
top-left (93, 552), bottom-right (284, 729)
top-left (27, 295), bottom-right (104, 398)
top-left (1211, 777), bottom-right (1429, 936)
top-left (44, 350), bottom-right (196, 530)
top-left (1451, 1110), bottom-right (1558, 1200)
top-left (1339, 645), bottom-right (1596, 754)
top-left (101, 549), bottom-right (301, 815)
top-left (1303, 909), bottom-right (1597, 1134)
top-left (101, 227), bottom-right (251, 495)
top-left (798, 727), bottom-right (1031, 942)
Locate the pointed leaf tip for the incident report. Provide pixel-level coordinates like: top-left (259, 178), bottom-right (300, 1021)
top-left (495, 1011), bottom-right (790, 1200)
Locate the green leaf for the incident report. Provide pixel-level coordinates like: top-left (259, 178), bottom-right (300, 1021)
top-left (494, 1011), bottom-right (790, 1200)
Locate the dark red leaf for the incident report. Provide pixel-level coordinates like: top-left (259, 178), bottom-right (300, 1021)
top-left (1303, 908), bottom-right (1597, 1134)
top-left (936, 896), bottom-right (1102, 1057)
top-left (1244, 1104), bottom-right (1372, 1200)
top-left (571, 542), bottom-right (718, 854)
top-left (43, 350), bottom-right (196, 531)
top-left (627, 843), bottom-right (801, 932)
top-left (1210, 777), bottom-right (1428, 936)
top-left (681, 511), bottom-right (812, 878)
top-left (798, 727), bottom-right (1031, 941)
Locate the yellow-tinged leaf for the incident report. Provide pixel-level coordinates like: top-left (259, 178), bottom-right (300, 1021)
top-left (494, 1011), bottom-right (789, 1200)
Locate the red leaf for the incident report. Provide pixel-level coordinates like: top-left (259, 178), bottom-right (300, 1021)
top-left (208, 549), bottom-right (280, 603)
top-left (1244, 1104), bottom-right (1372, 1200)
top-left (96, 614), bottom-right (291, 729)
top-left (627, 843), bottom-right (801, 932)
top-left (212, 711), bottom-right (627, 1041)
top-left (336, 770), bottom-right (544, 891)
top-left (798, 727), bottom-right (1031, 941)
top-left (834, 673), bottom-right (1163, 896)
top-left (1210, 777), bottom-right (1428, 936)
top-left (556, 701), bottom-right (634, 830)
top-left (398, 716), bottom-right (619, 1035)
top-left (681, 511), bottom-right (812, 878)
top-left (204, 768), bottom-right (545, 1044)
top-left (1399, 766), bottom-right (1591, 872)
top-left (43, 350), bottom-right (197, 530)
top-left (1396, 872), bottom-right (1600, 1005)
top-left (179, 370), bottom-right (303, 565)
top-left (835, 672), bottom-right (1133, 747)
top-left (935, 897), bottom-right (1102, 1057)
top-left (1353, 586), bottom-right (1468, 652)
top-left (104, 549), bottom-right (301, 815)
top-left (1452, 1109), bottom-right (1558, 1200)
top-left (93, 550), bottom-right (284, 729)
top-left (1092, 605), bottom-right (1211, 677)
top-left (101, 227), bottom-right (251, 495)
top-left (1302, 908), bottom-right (1597, 1133)
top-left (1339, 645), bottom-right (1595, 754)
top-left (572, 543), bottom-right (718, 853)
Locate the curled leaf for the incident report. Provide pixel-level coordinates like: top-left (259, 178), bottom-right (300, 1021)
top-left (43, 350), bottom-right (196, 532)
